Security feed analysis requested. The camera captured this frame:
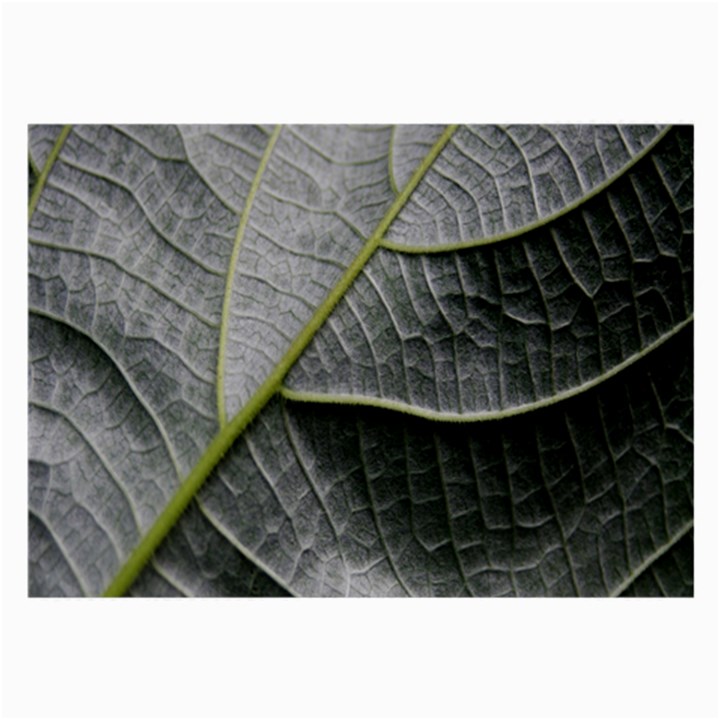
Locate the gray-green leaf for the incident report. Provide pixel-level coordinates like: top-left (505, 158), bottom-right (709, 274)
top-left (28, 124), bottom-right (693, 597)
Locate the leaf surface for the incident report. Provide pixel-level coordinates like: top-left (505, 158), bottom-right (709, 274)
top-left (28, 124), bottom-right (693, 596)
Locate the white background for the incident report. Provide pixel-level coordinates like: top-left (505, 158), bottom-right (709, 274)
top-left (1, 1), bottom-right (718, 718)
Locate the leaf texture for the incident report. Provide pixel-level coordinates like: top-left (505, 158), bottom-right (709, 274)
top-left (28, 124), bottom-right (693, 597)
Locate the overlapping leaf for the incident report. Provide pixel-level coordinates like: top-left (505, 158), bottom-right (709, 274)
top-left (28, 124), bottom-right (693, 597)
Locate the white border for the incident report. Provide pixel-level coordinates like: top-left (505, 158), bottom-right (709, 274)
top-left (2, 2), bottom-right (718, 719)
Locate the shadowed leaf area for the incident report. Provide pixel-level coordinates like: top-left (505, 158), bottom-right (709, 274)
top-left (28, 124), bottom-right (693, 596)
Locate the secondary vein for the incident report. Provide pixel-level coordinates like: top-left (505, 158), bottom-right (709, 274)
top-left (28, 125), bottom-right (72, 221)
top-left (277, 316), bottom-right (693, 423)
top-left (379, 125), bottom-right (673, 254)
top-left (216, 124), bottom-right (281, 427)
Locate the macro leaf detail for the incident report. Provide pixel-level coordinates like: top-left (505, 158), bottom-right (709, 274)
top-left (28, 124), bottom-right (693, 597)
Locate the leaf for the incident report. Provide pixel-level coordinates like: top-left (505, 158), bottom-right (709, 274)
top-left (28, 124), bottom-right (693, 597)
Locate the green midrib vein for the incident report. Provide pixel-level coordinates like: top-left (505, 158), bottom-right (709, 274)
top-left (101, 124), bottom-right (459, 596)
